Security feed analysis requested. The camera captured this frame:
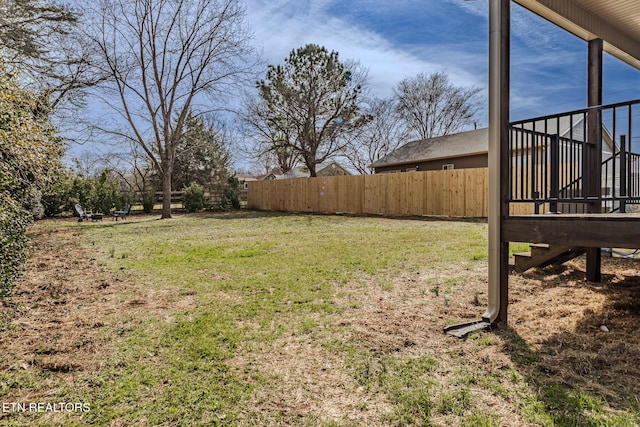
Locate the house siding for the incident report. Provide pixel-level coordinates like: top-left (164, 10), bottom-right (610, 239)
top-left (374, 153), bottom-right (488, 174)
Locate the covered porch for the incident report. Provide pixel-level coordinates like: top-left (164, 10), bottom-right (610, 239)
top-left (490, 0), bottom-right (640, 325)
top-left (450, 1), bottom-right (640, 334)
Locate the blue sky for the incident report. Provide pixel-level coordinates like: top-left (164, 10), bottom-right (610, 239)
top-left (244, 0), bottom-right (640, 126)
top-left (69, 0), bottom-right (640, 167)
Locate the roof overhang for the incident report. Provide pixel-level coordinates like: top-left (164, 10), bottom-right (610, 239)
top-left (372, 151), bottom-right (487, 170)
top-left (514, 0), bottom-right (640, 70)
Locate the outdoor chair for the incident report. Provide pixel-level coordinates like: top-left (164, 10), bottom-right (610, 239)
top-left (75, 204), bottom-right (92, 222)
top-left (113, 204), bottom-right (130, 221)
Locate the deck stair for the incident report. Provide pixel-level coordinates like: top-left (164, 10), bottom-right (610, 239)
top-left (512, 244), bottom-right (585, 273)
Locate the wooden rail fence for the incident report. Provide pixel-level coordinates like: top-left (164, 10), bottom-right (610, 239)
top-left (247, 168), bottom-right (532, 217)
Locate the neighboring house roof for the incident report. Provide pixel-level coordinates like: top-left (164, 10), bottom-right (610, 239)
top-left (237, 168), bottom-right (282, 181)
top-left (278, 161), bottom-right (352, 179)
top-left (279, 167), bottom-right (309, 179)
top-left (236, 173), bottom-right (258, 182)
top-left (256, 173), bottom-right (278, 180)
top-left (372, 119), bottom-right (616, 170)
top-left (371, 128), bottom-right (489, 169)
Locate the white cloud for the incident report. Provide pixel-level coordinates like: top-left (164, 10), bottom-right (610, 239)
top-left (245, 0), bottom-right (483, 98)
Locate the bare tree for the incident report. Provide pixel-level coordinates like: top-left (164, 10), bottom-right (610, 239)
top-left (83, 0), bottom-right (256, 218)
top-left (0, 0), bottom-right (75, 61)
top-left (44, 30), bottom-right (105, 111)
top-left (100, 141), bottom-right (156, 205)
top-left (394, 71), bottom-right (481, 140)
top-left (0, 0), bottom-right (101, 126)
top-left (342, 97), bottom-right (411, 174)
top-left (240, 97), bottom-right (299, 174)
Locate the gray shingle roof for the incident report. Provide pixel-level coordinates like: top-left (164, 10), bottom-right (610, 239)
top-left (371, 128), bottom-right (489, 168)
top-left (277, 160), bottom-right (351, 179)
top-left (372, 117), bottom-right (615, 170)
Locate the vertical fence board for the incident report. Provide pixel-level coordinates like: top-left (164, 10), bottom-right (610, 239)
top-left (409, 172), bottom-right (423, 215)
top-left (363, 175), bottom-right (375, 214)
top-left (363, 174), bottom-right (383, 215)
top-left (330, 176), bottom-right (340, 213)
top-left (247, 168), bottom-right (502, 217)
top-left (468, 168), bottom-right (488, 217)
top-left (450, 170), bottom-right (465, 216)
top-left (386, 173), bottom-right (400, 216)
top-left (420, 172), bottom-right (429, 216)
top-left (427, 171), bottom-right (443, 215)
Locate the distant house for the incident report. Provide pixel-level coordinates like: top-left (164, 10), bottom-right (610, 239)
top-left (371, 121), bottom-right (615, 174)
top-left (237, 168), bottom-right (281, 190)
top-left (256, 172), bottom-right (279, 180)
top-left (513, 115), bottom-right (616, 165)
top-left (371, 129), bottom-right (489, 173)
top-left (277, 161), bottom-right (352, 179)
top-left (235, 174), bottom-right (256, 190)
top-left (255, 167), bottom-right (282, 181)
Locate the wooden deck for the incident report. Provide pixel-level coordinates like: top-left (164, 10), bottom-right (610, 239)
top-left (503, 213), bottom-right (640, 249)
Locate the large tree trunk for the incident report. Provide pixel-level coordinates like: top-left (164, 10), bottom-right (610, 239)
top-left (305, 155), bottom-right (317, 177)
top-left (161, 170), bottom-right (172, 219)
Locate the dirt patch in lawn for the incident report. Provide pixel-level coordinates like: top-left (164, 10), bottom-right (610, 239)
top-left (0, 219), bottom-right (195, 404)
top-left (0, 222), bottom-right (119, 380)
top-left (238, 333), bottom-right (395, 426)
top-left (332, 257), bottom-right (640, 424)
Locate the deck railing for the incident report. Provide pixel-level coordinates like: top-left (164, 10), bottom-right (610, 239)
top-left (509, 99), bottom-right (640, 214)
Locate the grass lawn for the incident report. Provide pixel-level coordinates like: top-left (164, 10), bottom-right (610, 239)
top-left (1, 211), bottom-right (640, 426)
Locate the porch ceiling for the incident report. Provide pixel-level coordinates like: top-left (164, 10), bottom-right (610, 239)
top-left (514, 0), bottom-right (640, 70)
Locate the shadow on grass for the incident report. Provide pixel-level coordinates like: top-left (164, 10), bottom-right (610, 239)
top-left (51, 208), bottom-right (489, 230)
top-left (152, 208), bottom-right (490, 224)
top-left (499, 261), bottom-right (640, 425)
top-left (193, 209), bottom-right (299, 220)
top-left (74, 215), bottom-right (161, 229)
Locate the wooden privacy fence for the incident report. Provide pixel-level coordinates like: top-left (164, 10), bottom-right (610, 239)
top-left (248, 168), bottom-right (533, 217)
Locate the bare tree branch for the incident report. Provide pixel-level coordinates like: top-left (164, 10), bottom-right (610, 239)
top-left (82, 0), bottom-right (257, 218)
top-left (394, 71), bottom-right (481, 140)
top-left (341, 97), bottom-right (411, 174)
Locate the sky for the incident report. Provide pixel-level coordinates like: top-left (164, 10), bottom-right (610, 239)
top-left (243, 0), bottom-right (640, 126)
top-left (69, 0), bottom-right (640, 169)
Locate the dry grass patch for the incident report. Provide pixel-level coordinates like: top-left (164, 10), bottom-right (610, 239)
top-left (331, 263), bottom-right (532, 426)
top-left (0, 218), bottom-right (199, 425)
top-left (2, 214), bottom-right (640, 426)
top-left (238, 334), bottom-right (394, 426)
top-left (509, 258), bottom-right (640, 410)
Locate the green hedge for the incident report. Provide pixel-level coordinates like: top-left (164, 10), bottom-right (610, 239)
top-left (0, 63), bottom-right (64, 296)
top-left (0, 190), bottom-right (30, 297)
top-left (182, 182), bottom-right (206, 212)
